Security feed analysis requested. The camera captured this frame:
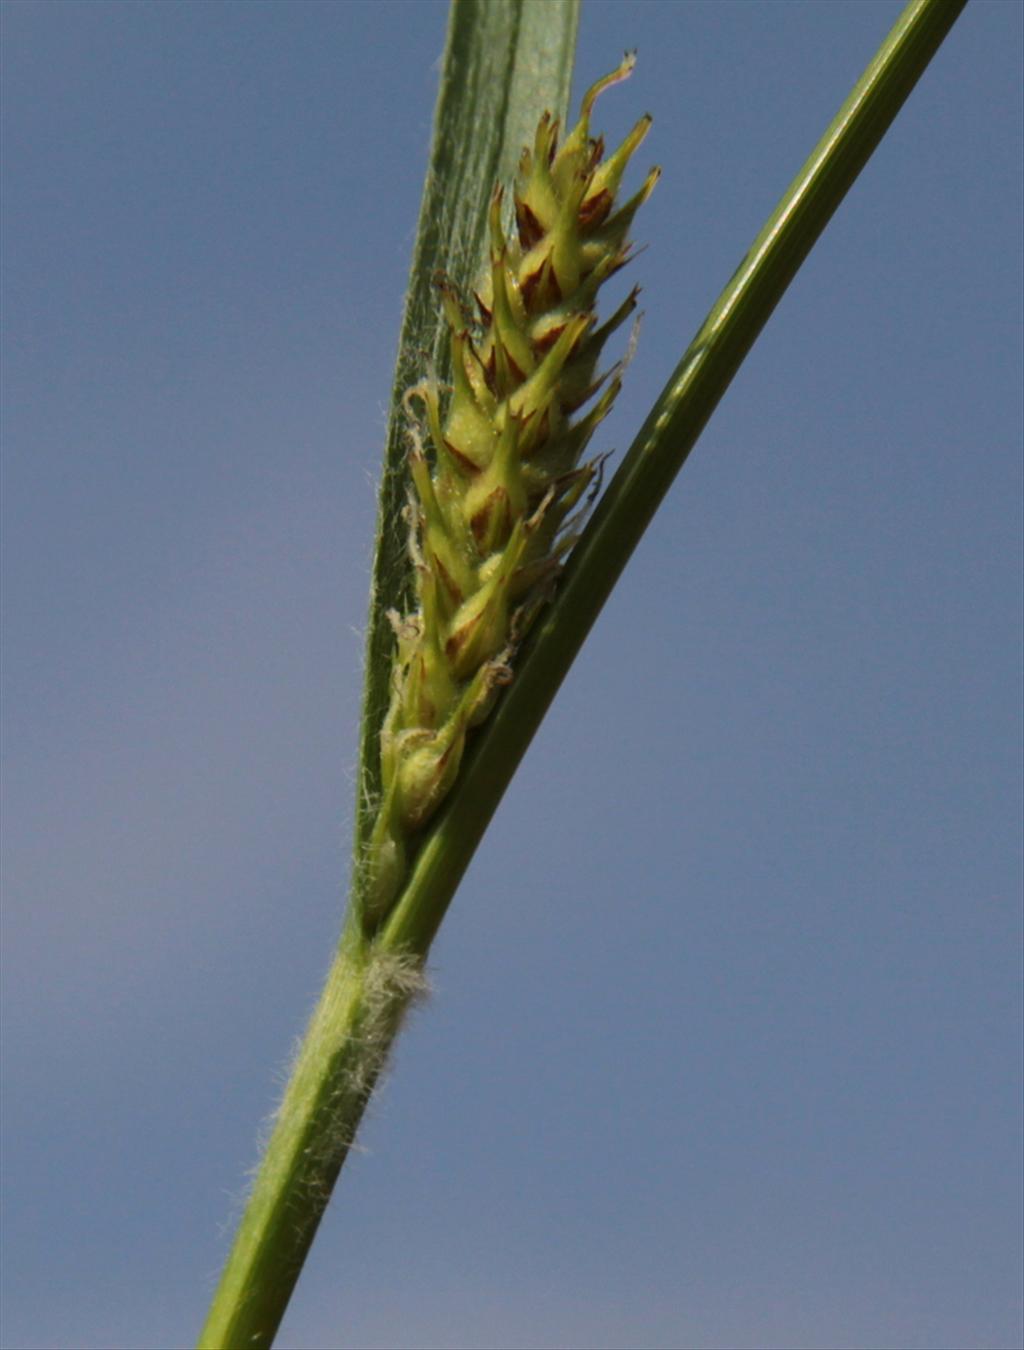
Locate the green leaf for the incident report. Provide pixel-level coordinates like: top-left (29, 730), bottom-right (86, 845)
top-left (354, 0), bottom-right (581, 879)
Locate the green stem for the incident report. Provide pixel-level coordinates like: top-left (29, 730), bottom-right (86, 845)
top-left (198, 923), bottom-right (373, 1350)
top-left (199, 0), bottom-right (966, 1344)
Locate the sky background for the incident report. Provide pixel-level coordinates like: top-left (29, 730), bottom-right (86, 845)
top-left (2, 2), bottom-right (1021, 1348)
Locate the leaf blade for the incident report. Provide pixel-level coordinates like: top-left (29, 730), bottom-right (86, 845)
top-left (354, 0), bottom-right (580, 871)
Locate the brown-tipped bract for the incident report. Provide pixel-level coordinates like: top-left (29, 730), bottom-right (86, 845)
top-left (364, 55), bottom-right (657, 929)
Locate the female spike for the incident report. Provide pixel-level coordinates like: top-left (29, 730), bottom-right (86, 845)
top-left (364, 58), bottom-right (658, 929)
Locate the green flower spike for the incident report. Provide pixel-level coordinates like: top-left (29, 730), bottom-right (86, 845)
top-left (364, 54), bottom-right (659, 929)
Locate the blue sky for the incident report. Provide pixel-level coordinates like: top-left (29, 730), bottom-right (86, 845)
top-left (2, 2), bottom-right (1021, 1348)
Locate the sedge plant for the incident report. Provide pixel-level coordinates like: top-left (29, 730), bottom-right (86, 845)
top-left (198, 1), bottom-right (967, 1345)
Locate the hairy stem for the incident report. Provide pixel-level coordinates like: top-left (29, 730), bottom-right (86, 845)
top-left (197, 925), bottom-right (422, 1349)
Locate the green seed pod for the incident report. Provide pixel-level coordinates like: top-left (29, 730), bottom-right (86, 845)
top-left (363, 54), bottom-right (658, 930)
